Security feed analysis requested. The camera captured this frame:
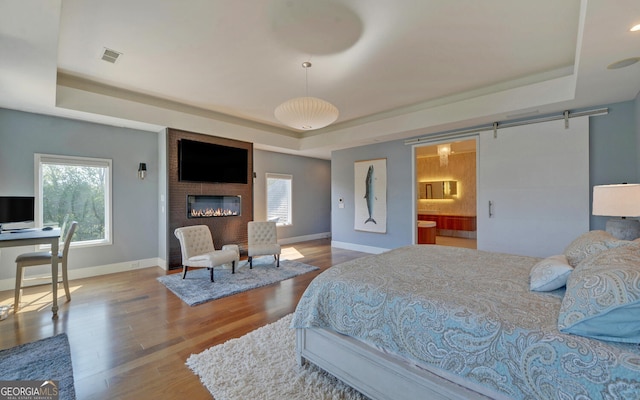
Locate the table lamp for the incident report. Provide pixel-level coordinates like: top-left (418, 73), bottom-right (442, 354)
top-left (592, 183), bottom-right (640, 240)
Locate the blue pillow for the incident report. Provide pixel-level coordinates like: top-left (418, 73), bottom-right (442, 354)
top-left (558, 244), bottom-right (640, 343)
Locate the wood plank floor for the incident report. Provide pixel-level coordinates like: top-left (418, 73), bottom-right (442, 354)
top-left (0, 239), bottom-right (368, 399)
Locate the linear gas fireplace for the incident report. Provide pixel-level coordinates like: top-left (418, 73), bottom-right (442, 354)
top-left (187, 195), bottom-right (241, 218)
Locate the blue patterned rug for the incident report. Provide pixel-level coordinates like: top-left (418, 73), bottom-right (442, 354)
top-left (157, 258), bottom-right (320, 306)
top-left (0, 333), bottom-right (76, 399)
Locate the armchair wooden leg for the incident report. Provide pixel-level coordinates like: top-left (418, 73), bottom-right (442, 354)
top-left (248, 256), bottom-right (253, 269)
top-left (276, 254), bottom-right (280, 268)
top-left (182, 265), bottom-right (188, 279)
top-left (232, 260), bottom-right (235, 274)
top-left (210, 267), bottom-right (214, 282)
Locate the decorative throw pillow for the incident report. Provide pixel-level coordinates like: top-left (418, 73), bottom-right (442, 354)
top-left (558, 244), bottom-right (640, 343)
top-left (530, 255), bottom-right (573, 291)
top-left (563, 230), bottom-right (634, 267)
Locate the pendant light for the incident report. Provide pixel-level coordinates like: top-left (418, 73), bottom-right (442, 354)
top-left (275, 62), bottom-right (339, 130)
top-left (437, 144), bottom-right (451, 167)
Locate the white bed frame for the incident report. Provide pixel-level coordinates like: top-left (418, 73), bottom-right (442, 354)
top-left (296, 328), bottom-right (496, 400)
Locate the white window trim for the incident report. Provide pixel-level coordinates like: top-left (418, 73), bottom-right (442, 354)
top-left (35, 153), bottom-right (113, 248)
top-left (266, 173), bottom-right (293, 227)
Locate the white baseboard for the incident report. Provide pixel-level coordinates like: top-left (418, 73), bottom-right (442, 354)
top-left (0, 257), bottom-right (165, 292)
top-left (69, 257), bottom-right (164, 281)
top-left (278, 232), bottom-right (331, 245)
top-left (331, 241), bottom-right (389, 254)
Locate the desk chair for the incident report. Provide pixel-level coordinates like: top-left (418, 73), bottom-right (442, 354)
top-left (14, 221), bottom-right (78, 312)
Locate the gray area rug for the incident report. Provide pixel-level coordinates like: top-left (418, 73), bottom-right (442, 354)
top-left (186, 314), bottom-right (366, 400)
top-left (157, 258), bottom-right (320, 306)
top-left (0, 333), bottom-right (76, 400)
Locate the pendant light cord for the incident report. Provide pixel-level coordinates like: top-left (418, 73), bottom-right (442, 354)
top-left (302, 61), bottom-right (312, 97)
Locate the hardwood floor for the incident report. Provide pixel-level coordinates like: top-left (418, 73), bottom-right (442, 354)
top-left (0, 239), bottom-right (368, 399)
top-left (434, 235), bottom-right (476, 249)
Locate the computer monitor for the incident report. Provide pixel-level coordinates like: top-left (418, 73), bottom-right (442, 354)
top-left (0, 196), bottom-right (35, 231)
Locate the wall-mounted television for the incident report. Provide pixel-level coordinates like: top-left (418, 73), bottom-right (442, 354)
top-left (0, 196), bottom-right (35, 225)
top-left (178, 139), bottom-right (248, 184)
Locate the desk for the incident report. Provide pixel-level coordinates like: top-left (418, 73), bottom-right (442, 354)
top-left (0, 228), bottom-right (61, 319)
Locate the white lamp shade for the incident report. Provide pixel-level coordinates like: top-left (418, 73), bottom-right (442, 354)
top-left (592, 184), bottom-right (640, 217)
top-left (275, 97), bottom-right (339, 130)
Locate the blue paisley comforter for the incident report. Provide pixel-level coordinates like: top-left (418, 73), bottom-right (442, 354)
top-left (291, 245), bottom-right (640, 399)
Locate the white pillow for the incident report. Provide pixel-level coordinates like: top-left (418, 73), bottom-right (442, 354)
top-left (530, 255), bottom-right (573, 292)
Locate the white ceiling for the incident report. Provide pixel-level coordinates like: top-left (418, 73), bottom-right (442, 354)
top-left (1, 0), bottom-right (639, 159)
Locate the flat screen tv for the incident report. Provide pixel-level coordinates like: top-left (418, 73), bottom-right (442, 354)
top-left (0, 196), bottom-right (35, 224)
top-left (178, 139), bottom-right (248, 184)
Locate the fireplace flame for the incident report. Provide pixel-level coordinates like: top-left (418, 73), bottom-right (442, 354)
top-left (191, 208), bottom-right (238, 218)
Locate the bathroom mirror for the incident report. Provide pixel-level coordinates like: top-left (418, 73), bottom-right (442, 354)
top-left (418, 181), bottom-right (457, 199)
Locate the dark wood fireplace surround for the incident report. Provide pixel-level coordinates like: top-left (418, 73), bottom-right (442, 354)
top-left (167, 128), bottom-right (253, 269)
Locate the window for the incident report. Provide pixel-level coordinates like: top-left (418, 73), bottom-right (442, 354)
top-left (266, 173), bottom-right (292, 226)
top-left (35, 154), bottom-right (112, 246)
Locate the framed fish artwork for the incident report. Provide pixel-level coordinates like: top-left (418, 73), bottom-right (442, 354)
top-left (354, 158), bottom-right (387, 233)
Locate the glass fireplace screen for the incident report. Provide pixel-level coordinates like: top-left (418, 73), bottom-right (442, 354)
top-left (187, 195), bottom-right (241, 218)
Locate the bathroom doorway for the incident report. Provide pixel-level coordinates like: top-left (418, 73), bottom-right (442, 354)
top-left (415, 139), bottom-right (477, 249)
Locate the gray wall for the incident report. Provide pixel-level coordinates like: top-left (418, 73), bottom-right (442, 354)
top-left (0, 108), bottom-right (160, 277)
top-left (332, 99), bottom-right (640, 250)
top-left (332, 141), bottom-right (414, 249)
top-left (253, 149), bottom-right (331, 240)
top-left (2, 94), bottom-right (636, 271)
top-left (0, 109), bottom-right (333, 280)
top-left (158, 129), bottom-right (168, 266)
top-left (637, 90), bottom-right (640, 179)
top-left (589, 100), bottom-right (639, 230)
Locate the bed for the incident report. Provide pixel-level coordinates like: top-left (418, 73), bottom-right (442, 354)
top-left (291, 239), bottom-right (640, 399)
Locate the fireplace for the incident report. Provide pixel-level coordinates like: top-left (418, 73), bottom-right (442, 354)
top-left (187, 195), bottom-right (241, 218)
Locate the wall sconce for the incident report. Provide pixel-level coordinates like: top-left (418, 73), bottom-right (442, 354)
top-left (138, 163), bottom-right (147, 180)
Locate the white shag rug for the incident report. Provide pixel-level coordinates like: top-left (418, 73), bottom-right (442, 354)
top-left (186, 314), bottom-right (368, 400)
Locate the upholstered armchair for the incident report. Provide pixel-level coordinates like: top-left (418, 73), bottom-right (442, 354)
top-left (174, 225), bottom-right (239, 282)
top-left (247, 221), bottom-right (281, 268)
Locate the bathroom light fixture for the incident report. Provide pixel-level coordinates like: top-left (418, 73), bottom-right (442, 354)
top-left (592, 183), bottom-right (640, 239)
top-left (138, 163), bottom-right (147, 180)
top-left (275, 62), bottom-right (339, 130)
top-left (437, 144), bottom-right (451, 167)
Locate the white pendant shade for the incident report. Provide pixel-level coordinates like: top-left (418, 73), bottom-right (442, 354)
top-left (275, 96), bottom-right (339, 130)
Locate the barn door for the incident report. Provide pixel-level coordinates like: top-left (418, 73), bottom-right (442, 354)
top-left (477, 116), bottom-right (590, 257)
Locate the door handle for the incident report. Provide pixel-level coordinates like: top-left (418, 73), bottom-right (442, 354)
top-left (488, 201), bottom-right (493, 218)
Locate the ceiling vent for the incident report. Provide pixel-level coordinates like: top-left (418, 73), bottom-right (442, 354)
top-left (101, 48), bottom-right (122, 64)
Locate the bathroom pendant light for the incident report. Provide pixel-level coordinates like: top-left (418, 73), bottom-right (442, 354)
top-left (275, 62), bottom-right (339, 130)
top-left (437, 144), bottom-right (451, 167)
